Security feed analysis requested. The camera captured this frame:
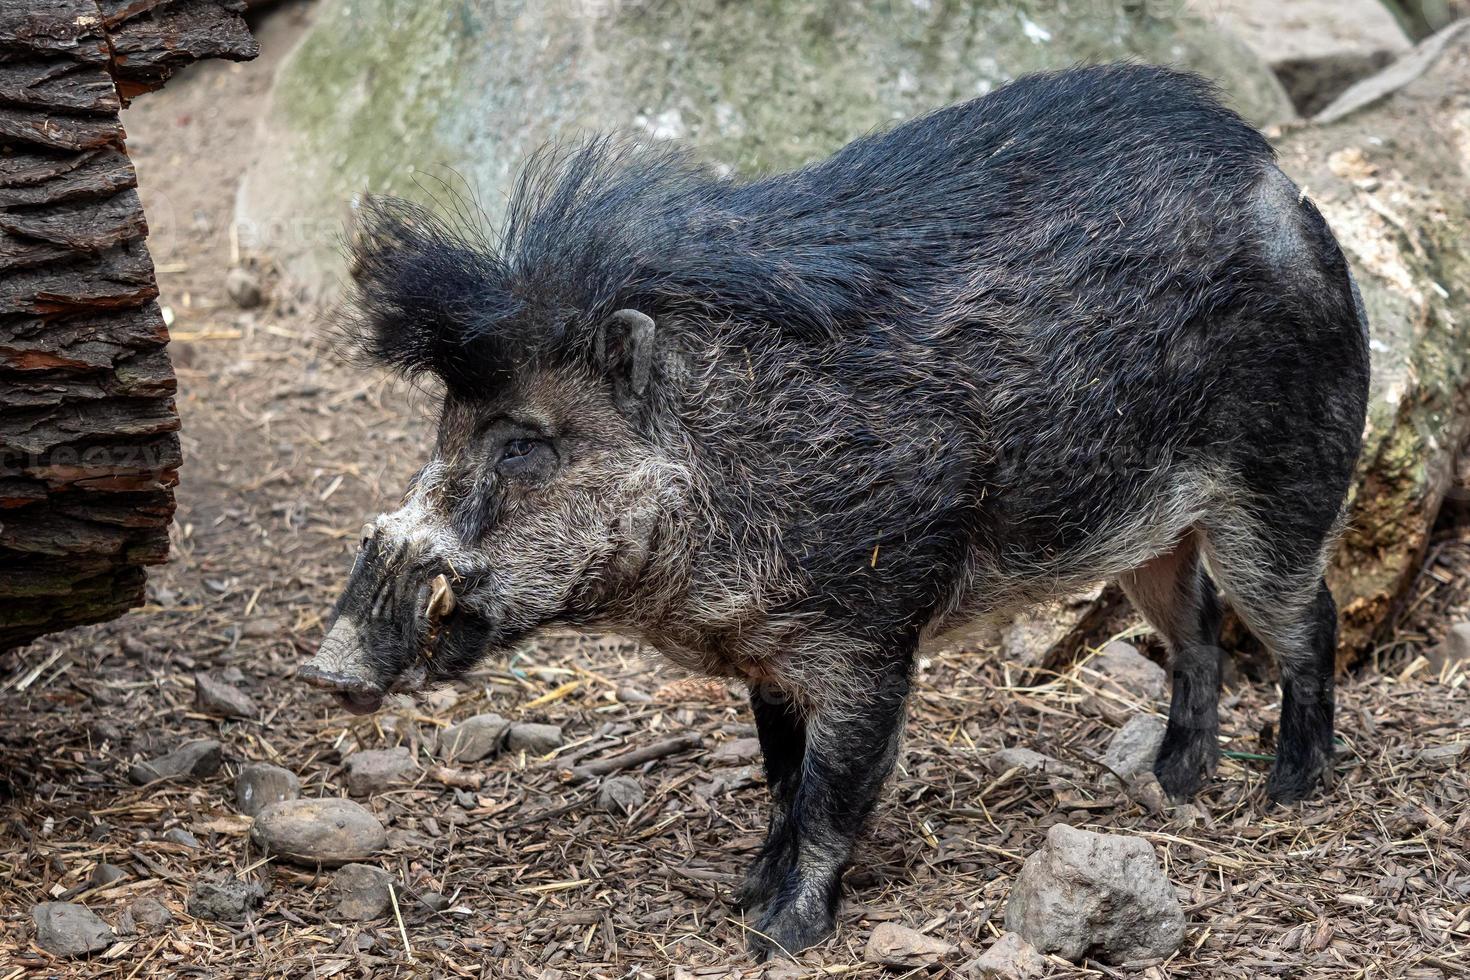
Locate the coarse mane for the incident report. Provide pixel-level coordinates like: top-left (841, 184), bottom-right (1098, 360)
top-left (340, 64), bottom-right (1270, 396)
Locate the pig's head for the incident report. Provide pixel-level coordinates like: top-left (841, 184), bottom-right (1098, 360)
top-left (299, 178), bottom-right (695, 713)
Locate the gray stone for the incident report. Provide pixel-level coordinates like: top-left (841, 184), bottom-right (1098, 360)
top-left (187, 876), bottom-right (264, 921)
top-left (193, 672), bottom-right (258, 718)
top-left (506, 723), bottom-right (564, 755)
top-left (240, 0), bottom-right (1292, 297)
top-left (597, 776), bottom-right (646, 815)
top-left (1125, 772), bottom-right (1172, 815)
top-left (32, 902), bottom-right (114, 957)
top-left (863, 922), bottom-right (955, 967)
top-left (439, 713), bottom-right (510, 763)
top-left (709, 736), bottom-right (761, 765)
top-left (972, 931), bottom-right (1048, 979)
top-left (1005, 824), bottom-right (1184, 964)
top-left (235, 762), bottom-right (301, 817)
top-left (128, 739), bottom-right (223, 785)
top-left (225, 266), bottom-right (263, 308)
top-left (1100, 715), bottom-right (1168, 784)
top-left (1418, 742), bottom-right (1468, 768)
top-left (90, 863), bottom-right (127, 888)
top-left (332, 863), bottom-right (395, 920)
top-left (124, 896), bottom-right (173, 930)
top-left (1429, 622), bottom-right (1470, 674)
top-left (344, 747), bottom-right (417, 796)
top-left (1089, 641), bottom-right (1168, 703)
top-left (161, 828), bottom-right (200, 848)
top-left (416, 891), bottom-right (450, 912)
top-left (989, 746), bottom-right (1063, 775)
top-left (250, 798), bottom-right (387, 866)
top-left (1185, 0), bottom-right (1410, 114)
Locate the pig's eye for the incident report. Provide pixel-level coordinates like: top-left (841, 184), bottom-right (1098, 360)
top-left (502, 438), bottom-right (537, 460)
top-left (496, 436), bottom-right (556, 479)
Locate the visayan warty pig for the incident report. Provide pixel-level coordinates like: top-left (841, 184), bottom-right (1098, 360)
top-left (298, 64), bottom-right (1371, 957)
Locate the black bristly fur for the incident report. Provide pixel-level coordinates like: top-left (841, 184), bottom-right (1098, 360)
top-left (329, 63), bottom-right (1371, 959)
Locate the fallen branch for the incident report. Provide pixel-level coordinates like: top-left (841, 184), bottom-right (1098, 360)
top-left (561, 733), bottom-right (705, 784)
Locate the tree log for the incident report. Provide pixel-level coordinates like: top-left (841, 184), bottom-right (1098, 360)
top-left (0, 1), bottom-right (255, 650)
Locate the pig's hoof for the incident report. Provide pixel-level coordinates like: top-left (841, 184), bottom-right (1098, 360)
top-left (747, 899), bottom-right (835, 960)
top-left (1265, 749), bottom-right (1329, 805)
top-left (1152, 731), bottom-right (1217, 802)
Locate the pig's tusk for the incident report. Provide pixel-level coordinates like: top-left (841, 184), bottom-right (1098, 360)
top-left (425, 573), bottom-right (456, 622)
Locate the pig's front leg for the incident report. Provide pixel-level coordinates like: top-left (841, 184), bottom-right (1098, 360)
top-left (747, 658), bottom-right (910, 959)
top-left (735, 685), bottom-right (807, 912)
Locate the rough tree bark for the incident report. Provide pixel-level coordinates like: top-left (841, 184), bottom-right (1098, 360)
top-left (0, 1), bottom-right (255, 650)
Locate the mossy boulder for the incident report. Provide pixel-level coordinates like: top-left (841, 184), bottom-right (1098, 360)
top-left (238, 0), bottom-right (1291, 293)
top-left (1275, 25), bottom-right (1470, 661)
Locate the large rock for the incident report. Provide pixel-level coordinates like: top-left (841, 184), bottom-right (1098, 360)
top-left (239, 0), bottom-right (1291, 296)
top-left (1274, 26), bottom-right (1470, 664)
top-left (1005, 824), bottom-right (1184, 964)
top-left (1186, 0), bottom-right (1411, 113)
top-left (250, 798), bottom-right (387, 866)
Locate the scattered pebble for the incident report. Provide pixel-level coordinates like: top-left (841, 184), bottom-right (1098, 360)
top-left (90, 863), bottom-right (127, 888)
top-left (345, 747), bottom-right (417, 796)
top-left (1005, 823), bottom-right (1184, 963)
top-left (971, 931), bottom-right (1047, 978)
top-left (235, 761), bottom-right (301, 817)
top-left (710, 736), bottom-right (761, 765)
top-left (187, 876), bottom-right (264, 921)
top-left (1099, 715), bottom-right (1167, 784)
top-left (863, 921), bottom-right (955, 967)
top-left (694, 764), bottom-right (758, 801)
top-left (439, 713), bottom-right (510, 763)
top-left (1430, 622), bottom-right (1470, 672)
top-left (194, 672), bottom-right (258, 718)
top-left (1418, 742), bottom-right (1467, 768)
top-left (161, 827), bottom-right (200, 848)
top-left (417, 891), bottom-right (450, 912)
top-left (32, 902), bottom-right (114, 957)
top-left (127, 739), bottom-right (223, 785)
top-left (332, 863), bottom-right (395, 920)
top-left (251, 798), bottom-right (387, 866)
top-left (225, 266), bottom-right (263, 308)
top-left (123, 896), bottom-right (173, 931)
top-left (989, 746), bottom-right (1064, 775)
top-left (597, 776), bottom-right (645, 814)
top-left (507, 722), bottom-right (563, 754)
top-left (615, 685), bottom-right (653, 703)
top-left (1124, 772), bottom-right (1170, 814)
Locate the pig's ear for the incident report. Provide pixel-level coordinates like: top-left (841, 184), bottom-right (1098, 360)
top-left (598, 309), bottom-right (657, 408)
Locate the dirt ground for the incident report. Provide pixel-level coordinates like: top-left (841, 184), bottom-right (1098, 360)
top-left (2, 5), bottom-right (1468, 978)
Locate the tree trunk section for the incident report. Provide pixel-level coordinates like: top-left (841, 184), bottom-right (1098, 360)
top-left (0, 1), bottom-right (255, 650)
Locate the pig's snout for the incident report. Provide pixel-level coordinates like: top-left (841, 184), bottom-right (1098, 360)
top-left (298, 568), bottom-right (461, 714)
top-left (297, 616), bottom-right (387, 715)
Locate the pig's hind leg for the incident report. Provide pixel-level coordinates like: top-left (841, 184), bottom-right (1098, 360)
top-left (1202, 511), bottom-right (1341, 804)
top-left (746, 658), bottom-right (911, 959)
top-left (734, 685), bottom-right (807, 913)
top-left (1118, 532), bottom-right (1224, 801)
